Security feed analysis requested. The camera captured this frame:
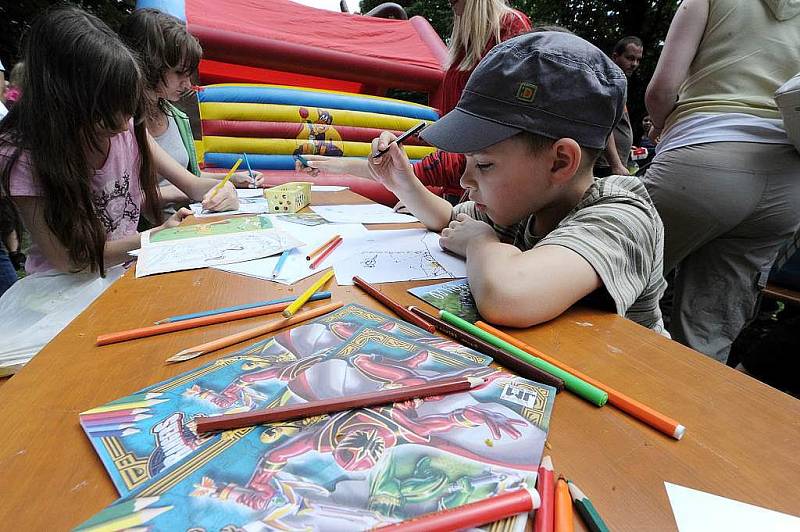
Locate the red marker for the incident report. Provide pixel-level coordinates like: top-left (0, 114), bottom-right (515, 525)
top-left (377, 487), bottom-right (540, 531)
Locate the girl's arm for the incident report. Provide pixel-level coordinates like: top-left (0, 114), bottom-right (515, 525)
top-left (14, 196), bottom-right (190, 272)
top-left (645, 0), bottom-right (708, 136)
top-left (147, 132), bottom-right (239, 212)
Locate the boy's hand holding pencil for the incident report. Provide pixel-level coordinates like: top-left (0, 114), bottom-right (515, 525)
top-left (367, 130), bottom-right (418, 194)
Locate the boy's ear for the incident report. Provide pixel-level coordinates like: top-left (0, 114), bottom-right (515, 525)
top-left (549, 138), bottom-right (582, 184)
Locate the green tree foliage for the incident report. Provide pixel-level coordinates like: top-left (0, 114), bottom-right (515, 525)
top-left (360, 0), bottom-right (680, 140)
top-left (0, 1), bottom-right (133, 67)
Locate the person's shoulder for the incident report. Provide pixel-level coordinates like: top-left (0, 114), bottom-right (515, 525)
top-left (584, 174), bottom-right (655, 210)
top-left (502, 10), bottom-right (532, 35)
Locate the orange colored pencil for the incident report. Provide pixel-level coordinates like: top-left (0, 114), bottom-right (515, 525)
top-left (166, 301), bottom-right (344, 363)
top-left (96, 301), bottom-right (294, 346)
top-left (306, 234), bottom-right (341, 261)
top-left (474, 321), bottom-right (685, 440)
top-left (309, 237), bottom-right (342, 269)
top-left (554, 475), bottom-right (574, 532)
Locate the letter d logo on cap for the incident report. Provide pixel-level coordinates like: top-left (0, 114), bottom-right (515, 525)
top-left (516, 82), bottom-right (537, 103)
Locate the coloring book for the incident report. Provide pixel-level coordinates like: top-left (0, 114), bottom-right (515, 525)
top-left (78, 305), bottom-right (555, 531)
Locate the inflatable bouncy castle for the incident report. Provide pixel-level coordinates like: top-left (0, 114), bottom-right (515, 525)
top-left (136, 0), bottom-right (447, 98)
top-left (136, 0), bottom-right (448, 204)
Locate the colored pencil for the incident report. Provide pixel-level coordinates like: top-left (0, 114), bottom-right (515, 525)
top-left (353, 276), bottom-right (436, 333)
top-left (567, 480), bottom-right (609, 532)
top-left (97, 300), bottom-right (298, 346)
top-left (76, 497), bottom-right (160, 530)
top-left (376, 487), bottom-right (540, 532)
top-left (154, 292), bottom-right (332, 324)
top-left (306, 234), bottom-right (341, 261)
top-left (196, 375), bottom-right (484, 433)
top-left (81, 414), bottom-right (152, 427)
top-left (80, 408), bottom-right (151, 422)
top-left (272, 250), bottom-right (291, 278)
top-left (309, 236), bottom-right (342, 269)
top-left (242, 152), bottom-right (255, 186)
top-left (79, 505), bottom-right (173, 532)
top-left (534, 455), bottom-right (555, 532)
top-left (475, 321), bottom-right (685, 440)
top-left (209, 158), bottom-right (242, 200)
top-left (439, 311), bottom-right (608, 406)
top-left (407, 306), bottom-right (565, 391)
top-left (85, 422), bottom-right (137, 434)
top-left (82, 399), bottom-right (167, 415)
top-left (167, 301), bottom-right (344, 363)
top-left (282, 269), bottom-right (335, 318)
top-left (554, 475), bottom-right (574, 532)
top-left (90, 427), bottom-right (140, 438)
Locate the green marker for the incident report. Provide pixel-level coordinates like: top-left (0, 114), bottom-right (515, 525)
top-left (438, 310), bottom-right (608, 406)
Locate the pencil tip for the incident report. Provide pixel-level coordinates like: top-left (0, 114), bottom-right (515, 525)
top-left (166, 349), bottom-right (203, 363)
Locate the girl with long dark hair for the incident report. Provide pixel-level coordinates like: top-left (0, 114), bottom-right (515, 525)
top-left (0, 6), bottom-right (239, 371)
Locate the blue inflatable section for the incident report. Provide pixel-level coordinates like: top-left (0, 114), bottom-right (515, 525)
top-left (199, 86), bottom-right (439, 121)
top-left (205, 153), bottom-right (421, 171)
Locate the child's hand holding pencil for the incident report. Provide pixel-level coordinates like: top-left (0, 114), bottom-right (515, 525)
top-left (202, 159), bottom-right (241, 212)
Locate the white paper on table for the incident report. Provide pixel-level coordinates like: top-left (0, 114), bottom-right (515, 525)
top-left (311, 185), bottom-right (349, 192)
top-left (236, 188), bottom-right (266, 198)
top-left (665, 482), bottom-right (800, 532)
top-left (135, 229), bottom-right (303, 278)
top-left (190, 191), bottom-right (269, 218)
top-left (213, 221), bottom-right (370, 285)
top-left (331, 229), bottom-right (466, 285)
top-left (311, 204), bottom-right (418, 224)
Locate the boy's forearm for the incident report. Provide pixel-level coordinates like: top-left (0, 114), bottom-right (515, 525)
top-left (392, 178), bottom-right (453, 231)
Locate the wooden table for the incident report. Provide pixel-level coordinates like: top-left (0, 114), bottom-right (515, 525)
top-left (1, 191), bottom-right (798, 531)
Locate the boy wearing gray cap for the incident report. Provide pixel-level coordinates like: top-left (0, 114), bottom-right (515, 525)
top-left (368, 31), bottom-right (667, 333)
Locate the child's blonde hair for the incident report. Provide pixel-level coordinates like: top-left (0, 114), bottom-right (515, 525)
top-left (447, 0), bottom-right (516, 71)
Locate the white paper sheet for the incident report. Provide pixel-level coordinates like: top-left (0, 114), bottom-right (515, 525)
top-left (311, 204), bottom-right (418, 224)
top-left (331, 229), bottom-right (466, 285)
top-left (665, 482), bottom-right (800, 532)
top-left (213, 221), bottom-right (370, 285)
top-left (190, 190), bottom-right (269, 218)
top-left (311, 185), bottom-right (350, 192)
top-left (136, 229), bottom-right (302, 278)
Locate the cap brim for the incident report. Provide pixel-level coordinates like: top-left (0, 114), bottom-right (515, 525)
top-left (420, 108), bottom-right (521, 153)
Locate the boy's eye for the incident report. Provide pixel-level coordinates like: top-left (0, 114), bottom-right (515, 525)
top-left (476, 163), bottom-right (493, 171)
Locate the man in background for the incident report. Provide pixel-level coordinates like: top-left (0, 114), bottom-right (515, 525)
top-left (594, 36), bottom-right (643, 176)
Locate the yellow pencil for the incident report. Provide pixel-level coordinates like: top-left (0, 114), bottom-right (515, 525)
top-left (282, 270), bottom-right (335, 318)
top-left (209, 158), bottom-right (243, 200)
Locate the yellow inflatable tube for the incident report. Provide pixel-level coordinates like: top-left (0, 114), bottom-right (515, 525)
top-left (203, 136), bottom-right (436, 159)
top-left (200, 102), bottom-right (432, 131)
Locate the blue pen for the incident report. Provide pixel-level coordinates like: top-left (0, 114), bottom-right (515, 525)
top-left (242, 152), bottom-right (255, 186)
top-left (272, 249), bottom-right (291, 279)
top-left (153, 291), bottom-right (332, 324)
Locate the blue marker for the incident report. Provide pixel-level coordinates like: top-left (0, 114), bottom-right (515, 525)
top-left (242, 152), bottom-right (255, 186)
top-left (272, 249), bottom-right (291, 279)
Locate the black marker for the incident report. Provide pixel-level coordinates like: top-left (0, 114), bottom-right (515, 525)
top-left (372, 121), bottom-right (426, 159)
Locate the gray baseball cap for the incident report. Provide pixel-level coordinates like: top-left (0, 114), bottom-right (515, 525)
top-left (421, 31), bottom-right (627, 152)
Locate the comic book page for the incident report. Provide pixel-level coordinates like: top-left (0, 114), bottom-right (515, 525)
top-left (79, 305), bottom-right (492, 495)
top-left (77, 369), bottom-right (555, 531)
